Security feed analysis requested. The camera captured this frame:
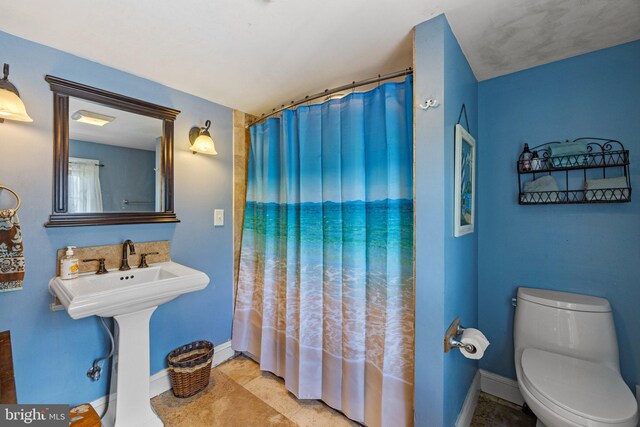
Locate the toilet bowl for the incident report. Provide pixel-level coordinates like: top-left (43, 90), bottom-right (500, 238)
top-left (514, 287), bottom-right (637, 427)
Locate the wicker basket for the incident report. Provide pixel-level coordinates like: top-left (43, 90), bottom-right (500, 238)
top-left (167, 340), bottom-right (214, 398)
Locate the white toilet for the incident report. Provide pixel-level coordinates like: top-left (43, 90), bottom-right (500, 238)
top-left (514, 287), bottom-right (638, 427)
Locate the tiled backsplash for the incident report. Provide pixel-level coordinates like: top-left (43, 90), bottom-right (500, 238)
top-left (55, 240), bottom-right (171, 275)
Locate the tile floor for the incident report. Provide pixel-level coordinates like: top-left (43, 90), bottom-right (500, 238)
top-left (152, 354), bottom-right (536, 426)
top-left (470, 393), bottom-right (537, 427)
top-left (152, 355), bottom-right (360, 426)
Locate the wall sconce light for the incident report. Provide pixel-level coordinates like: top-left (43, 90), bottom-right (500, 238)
top-left (0, 63), bottom-right (33, 123)
top-left (189, 120), bottom-right (218, 155)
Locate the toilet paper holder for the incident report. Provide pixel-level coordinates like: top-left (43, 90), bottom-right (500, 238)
top-left (444, 316), bottom-right (477, 354)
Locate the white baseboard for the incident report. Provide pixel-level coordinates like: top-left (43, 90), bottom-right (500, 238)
top-left (92, 340), bottom-right (235, 416)
top-left (455, 370), bottom-right (480, 427)
top-left (212, 340), bottom-right (235, 367)
top-left (479, 369), bottom-right (523, 406)
top-left (91, 393), bottom-right (114, 418)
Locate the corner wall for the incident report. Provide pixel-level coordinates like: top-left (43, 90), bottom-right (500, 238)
top-left (442, 17), bottom-right (479, 426)
top-left (233, 111), bottom-right (255, 288)
top-left (0, 30), bottom-right (235, 405)
top-left (478, 40), bottom-right (640, 389)
top-left (414, 14), bottom-right (479, 426)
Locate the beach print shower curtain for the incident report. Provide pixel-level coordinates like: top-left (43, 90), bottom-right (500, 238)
top-left (232, 77), bottom-right (414, 427)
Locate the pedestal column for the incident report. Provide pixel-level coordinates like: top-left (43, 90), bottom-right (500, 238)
top-left (103, 306), bottom-right (163, 427)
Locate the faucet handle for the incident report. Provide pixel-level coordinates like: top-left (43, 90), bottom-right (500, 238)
top-left (83, 258), bottom-right (108, 275)
top-left (138, 252), bottom-right (160, 268)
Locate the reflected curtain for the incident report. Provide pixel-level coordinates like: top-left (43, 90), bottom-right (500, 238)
top-left (68, 157), bottom-right (103, 213)
top-left (232, 77), bottom-right (414, 427)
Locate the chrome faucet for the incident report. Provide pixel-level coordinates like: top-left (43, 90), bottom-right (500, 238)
top-left (120, 240), bottom-right (136, 271)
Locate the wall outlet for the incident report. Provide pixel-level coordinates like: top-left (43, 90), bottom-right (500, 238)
top-left (214, 209), bottom-right (224, 226)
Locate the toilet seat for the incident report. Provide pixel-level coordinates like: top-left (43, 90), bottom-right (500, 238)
top-left (521, 348), bottom-right (638, 426)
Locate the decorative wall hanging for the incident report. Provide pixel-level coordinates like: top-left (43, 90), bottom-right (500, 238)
top-left (454, 123), bottom-right (476, 237)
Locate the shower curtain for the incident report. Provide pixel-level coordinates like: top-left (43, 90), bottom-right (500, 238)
top-left (232, 77), bottom-right (414, 427)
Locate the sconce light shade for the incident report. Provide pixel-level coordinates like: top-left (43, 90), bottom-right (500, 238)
top-left (0, 63), bottom-right (33, 123)
top-left (189, 120), bottom-right (218, 155)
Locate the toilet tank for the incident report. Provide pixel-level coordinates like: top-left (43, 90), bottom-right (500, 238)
top-left (514, 287), bottom-right (620, 373)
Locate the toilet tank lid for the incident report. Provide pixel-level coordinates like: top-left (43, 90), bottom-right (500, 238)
top-left (517, 288), bottom-right (611, 312)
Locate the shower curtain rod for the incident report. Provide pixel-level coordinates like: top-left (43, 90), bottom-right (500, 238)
top-left (247, 67), bottom-right (413, 127)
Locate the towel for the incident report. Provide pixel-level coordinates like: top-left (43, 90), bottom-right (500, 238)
top-left (584, 176), bottom-right (629, 201)
top-left (521, 175), bottom-right (561, 203)
top-left (549, 142), bottom-right (589, 168)
top-left (0, 209), bottom-right (25, 292)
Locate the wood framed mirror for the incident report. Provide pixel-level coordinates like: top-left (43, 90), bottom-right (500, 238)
top-left (44, 76), bottom-right (180, 227)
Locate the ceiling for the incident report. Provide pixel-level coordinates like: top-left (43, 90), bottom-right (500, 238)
top-left (1, 0), bottom-right (638, 115)
top-left (69, 98), bottom-right (161, 151)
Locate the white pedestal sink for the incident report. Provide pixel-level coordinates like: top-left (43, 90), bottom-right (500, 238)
top-left (50, 261), bottom-right (210, 427)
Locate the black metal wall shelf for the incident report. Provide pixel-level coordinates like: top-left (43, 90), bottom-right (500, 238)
top-left (517, 138), bottom-right (632, 205)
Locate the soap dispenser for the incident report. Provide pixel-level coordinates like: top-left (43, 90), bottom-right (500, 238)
top-left (60, 246), bottom-right (79, 280)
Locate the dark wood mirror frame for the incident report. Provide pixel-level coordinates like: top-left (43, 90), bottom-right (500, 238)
top-left (44, 76), bottom-right (181, 227)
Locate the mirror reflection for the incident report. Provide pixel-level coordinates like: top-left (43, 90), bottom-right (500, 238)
top-left (68, 98), bottom-right (163, 213)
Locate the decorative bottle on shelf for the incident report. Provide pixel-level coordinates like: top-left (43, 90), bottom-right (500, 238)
top-left (521, 143), bottom-right (532, 171)
top-left (531, 150), bottom-right (542, 170)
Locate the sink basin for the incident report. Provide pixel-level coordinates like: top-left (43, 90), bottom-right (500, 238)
top-left (49, 261), bottom-right (209, 319)
top-left (49, 261), bottom-right (210, 427)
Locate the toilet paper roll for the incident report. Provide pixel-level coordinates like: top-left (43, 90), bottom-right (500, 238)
top-left (459, 328), bottom-right (490, 360)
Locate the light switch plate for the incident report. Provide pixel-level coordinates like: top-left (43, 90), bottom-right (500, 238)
top-left (214, 209), bottom-right (224, 226)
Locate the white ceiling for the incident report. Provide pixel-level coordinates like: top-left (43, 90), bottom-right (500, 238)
top-left (1, 0), bottom-right (638, 115)
top-left (69, 98), bottom-right (161, 151)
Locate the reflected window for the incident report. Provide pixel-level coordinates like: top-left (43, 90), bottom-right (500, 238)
top-left (68, 157), bottom-right (103, 213)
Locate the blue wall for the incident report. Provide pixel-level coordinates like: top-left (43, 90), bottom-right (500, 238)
top-left (414, 14), bottom-right (479, 426)
top-left (69, 139), bottom-right (156, 212)
top-left (0, 31), bottom-right (234, 405)
top-left (478, 41), bottom-right (640, 388)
